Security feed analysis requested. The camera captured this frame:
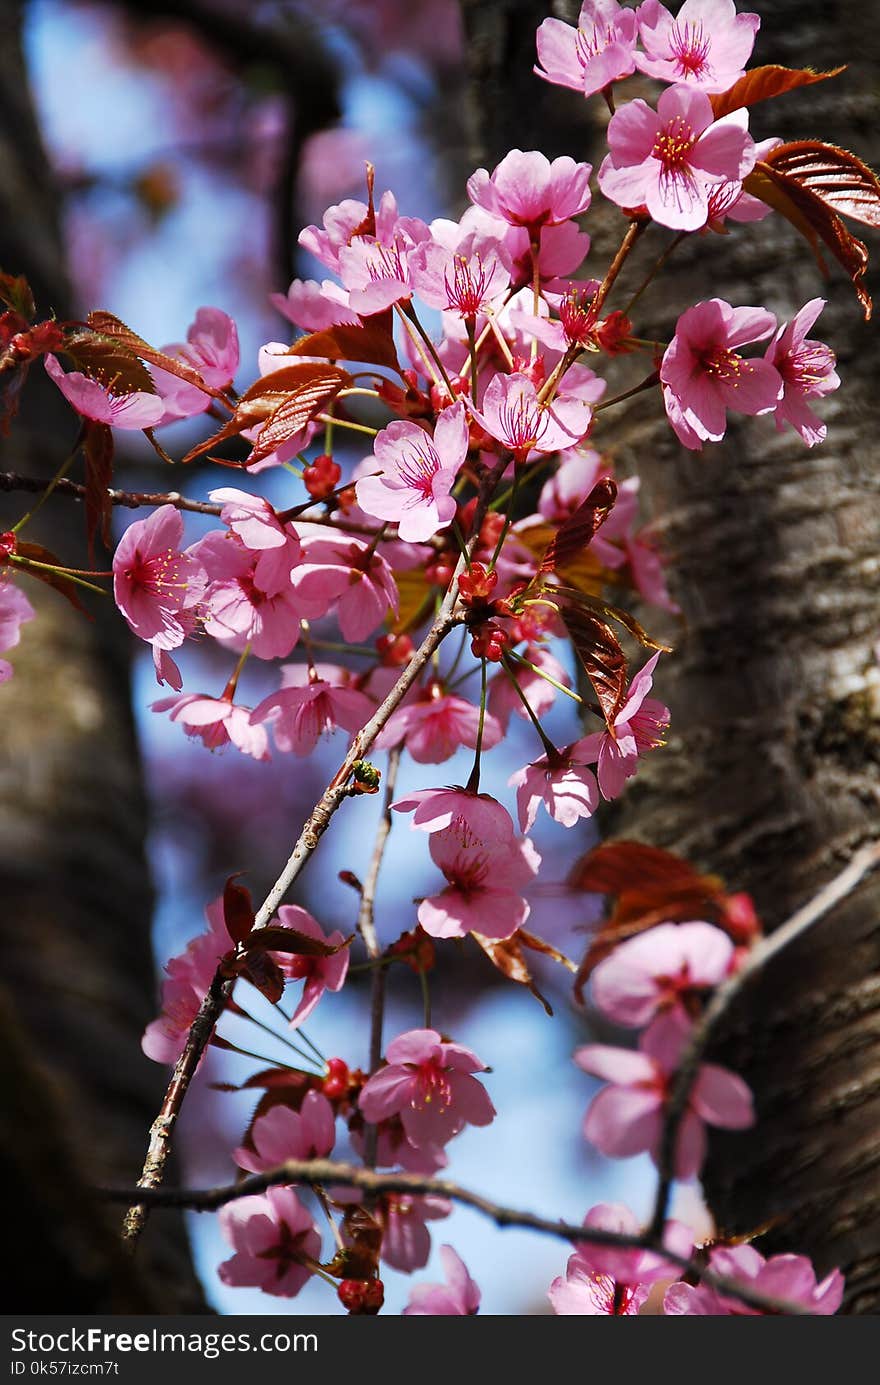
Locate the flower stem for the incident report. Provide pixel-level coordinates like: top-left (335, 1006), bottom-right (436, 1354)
top-left (465, 659), bottom-right (489, 793)
top-left (12, 426), bottom-right (86, 535)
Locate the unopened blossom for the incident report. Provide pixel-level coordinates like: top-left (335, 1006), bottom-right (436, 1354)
top-left (578, 652), bottom-right (670, 800)
top-left (417, 823), bottom-right (540, 941)
top-left (591, 920), bottom-right (735, 1027)
top-left (598, 86), bottom-right (756, 231)
top-left (269, 277), bottom-right (359, 331)
top-left (251, 665), bottom-right (374, 757)
top-left (44, 353), bottom-right (165, 430)
top-left (142, 897), bottom-right (230, 1063)
top-left (234, 1091), bottom-right (336, 1173)
top-left (467, 150), bottom-right (592, 230)
top-left (661, 298), bottom-right (782, 448)
top-left (764, 298), bottom-right (840, 446)
top-left (153, 307), bottom-right (239, 420)
top-left (665, 1245), bottom-right (844, 1315)
top-left (636, 0), bottom-right (760, 93)
top-left (403, 1246), bottom-right (481, 1315)
top-left (359, 1028), bottom-right (495, 1149)
top-left (374, 687), bottom-right (503, 765)
top-left (576, 1009), bottom-right (754, 1177)
top-left (290, 527), bottom-right (399, 640)
top-left (472, 371), bottom-right (592, 458)
top-left (0, 581), bottom-right (35, 684)
top-left (193, 530), bottom-right (302, 659)
top-left (380, 1194), bottom-right (453, 1273)
top-left (510, 740), bottom-right (600, 832)
top-left (355, 404), bottom-right (469, 543)
top-left (218, 1188), bottom-right (321, 1298)
top-left (535, 0), bottom-right (639, 98)
top-left (391, 786), bottom-right (515, 842)
top-left (113, 505), bottom-right (207, 651)
top-left (151, 692), bottom-right (270, 761)
top-left (270, 904), bottom-right (350, 1029)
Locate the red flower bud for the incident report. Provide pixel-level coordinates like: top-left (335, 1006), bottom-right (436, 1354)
top-left (303, 454), bottom-right (342, 500)
top-left (338, 1278), bottom-right (384, 1315)
top-left (376, 632), bottom-right (415, 667)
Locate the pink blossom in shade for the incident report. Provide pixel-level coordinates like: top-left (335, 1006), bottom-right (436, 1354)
top-left (217, 1188), bottom-right (321, 1298)
top-left (471, 371), bottom-right (592, 458)
top-left (597, 86), bottom-right (756, 232)
top-left (635, 0), bottom-right (760, 93)
top-left (355, 404), bottom-right (469, 544)
top-left (549, 1263), bottom-right (650, 1315)
top-left (625, 526), bottom-right (681, 614)
top-left (573, 1202), bottom-right (695, 1287)
top-left (391, 786), bottom-right (515, 843)
top-left (417, 825), bottom-right (540, 941)
top-left (409, 231), bottom-right (512, 321)
top-left (269, 277), bottom-right (360, 331)
top-left (337, 216), bottom-right (431, 317)
top-left (576, 1009), bottom-right (755, 1177)
top-left (467, 150), bottom-right (592, 231)
top-left (298, 189), bottom-right (401, 274)
top-left (152, 644), bottom-right (183, 691)
top-left (112, 505), bottom-right (207, 651)
top-left (360, 1029), bottom-right (495, 1151)
top-left (151, 693), bottom-right (270, 761)
top-left (591, 920), bottom-right (736, 1028)
top-left (660, 297), bottom-right (782, 449)
top-left (271, 904), bottom-right (350, 1029)
top-left (43, 354), bottom-right (165, 430)
top-left (578, 652), bottom-right (670, 800)
top-left (509, 741), bottom-right (600, 833)
top-left (234, 1091), bottom-right (336, 1174)
top-left (350, 1113), bottom-right (449, 1177)
top-left (702, 138), bottom-right (780, 230)
top-left (153, 307), bottom-right (239, 421)
top-left (488, 642), bottom-right (572, 733)
top-left (290, 526), bottom-right (399, 641)
top-left (380, 1194), bottom-right (453, 1273)
top-left (664, 1245), bottom-right (844, 1315)
top-left (0, 581), bottom-right (35, 684)
top-left (535, 0), bottom-right (639, 98)
top-left (142, 898), bottom-right (231, 1064)
top-left (764, 298), bottom-right (840, 447)
top-left (251, 670), bottom-right (374, 758)
top-left (374, 688), bottom-right (503, 765)
top-left (192, 530), bottom-right (303, 659)
top-left (403, 1245), bottom-right (482, 1315)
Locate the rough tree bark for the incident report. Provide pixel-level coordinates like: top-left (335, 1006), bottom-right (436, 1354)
top-left (459, 0), bottom-right (880, 1313)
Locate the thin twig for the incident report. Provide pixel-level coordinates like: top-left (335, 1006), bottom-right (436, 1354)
top-left (648, 839), bottom-right (880, 1240)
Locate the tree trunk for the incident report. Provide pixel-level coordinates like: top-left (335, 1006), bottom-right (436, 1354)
top-left (0, 0), bottom-right (206, 1311)
top-left (460, 0), bottom-right (880, 1313)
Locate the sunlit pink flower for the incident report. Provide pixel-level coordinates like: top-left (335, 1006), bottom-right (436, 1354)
top-left (661, 298), bottom-right (782, 448)
top-left (208, 487), bottom-right (294, 552)
top-left (472, 371), bottom-right (592, 457)
top-left (578, 652), bottom-right (670, 799)
top-left (488, 642), bottom-right (572, 731)
top-left (355, 404), bottom-right (469, 543)
top-left (509, 741), bottom-right (600, 832)
top-left (576, 1202), bottom-right (695, 1285)
top-left (665, 1245), bottom-right (844, 1315)
top-left (141, 897), bottom-right (230, 1063)
top-left (234, 1091), bottom-right (336, 1173)
top-left (113, 505), bottom-right (207, 650)
top-left (375, 688), bottom-right (503, 765)
top-left (467, 151), bottom-right (592, 230)
top-left (269, 277), bottom-right (360, 330)
top-left (151, 692), bottom-right (270, 761)
top-left (360, 1029), bottom-right (495, 1150)
top-left (153, 307), bottom-right (239, 420)
top-left (337, 217), bottom-right (431, 316)
top-left (271, 904), bottom-right (350, 1029)
top-left (193, 530), bottom-right (302, 659)
top-left (535, 0), bottom-right (639, 98)
top-left (591, 920), bottom-right (735, 1027)
top-left (251, 666), bottom-right (374, 756)
top-left (350, 1113), bottom-right (449, 1177)
top-left (380, 1194), bottom-right (453, 1273)
top-left (291, 528), bottom-right (400, 641)
top-left (44, 353), bottom-right (165, 430)
top-left (417, 824), bottom-right (540, 941)
top-left (576, 1010), bottom-right (754, 1177)
top-left (0, 581), bottom-right (35, 684)
top-left (218, 1188), bottom-right (321, 1298)
top-left (409, 230), bottom-right (512, 320)
top-left (299, 189), bottom-right (401, 273)
top-left (549, 1263), bottom-right (650, 1315)
top-left (391, 786), bottom-right (515, 842)
top-left (403, 1245), bottom-right (482, 1315)
top-left (598, 86), bottom-right (756, 231)
top-left (764, 298), bottom-right (840, 447)
top-left (636, 0), bottom-right (760, 93)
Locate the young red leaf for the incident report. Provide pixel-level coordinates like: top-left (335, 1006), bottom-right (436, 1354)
top-left (223, 873), bottom-right (255, 946)
top-left (83, 421), bottom-right (114, 561)
top-left (235, 949), bottom-right (286, 1004)
top-left (537, 477), bottom-right (617, 577)
top-left (557, 600), bottom-right (628, 727)
top-left (246, 925), bottom-right (352, 956)
top-left (709, 64), bottom-right (845, 120)
top-left (63, 327), bottom-right (157, 396)
top-left (244, 373), bottom-right (349, 465)
top-left (85, 310), bottom-right (230, 402)
top-left (181, 364), bottom-right (349, 465)
top-left (518, 928), bottom-right (577, 973)
top-left (471, 930), bottom-right (553, 1014)
top-left (762, 140), bottom-right (880, 230)
top-left (0, 271), bottom-right (35, 320)
top-left (290, 321), bottom-right (402, 373)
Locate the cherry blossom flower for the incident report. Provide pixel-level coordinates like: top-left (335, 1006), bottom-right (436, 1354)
top-left (664, 1245), bottom-right (844, 1315)
top-left (660, 298), bottom-right (782, 448)
top-left (349, 1112), bottom-right (449, 1177)
top-left (379, 1194), bottom-right (453, 1273)
top-left (112, 505), bottom-right (207, 653)
top-left (403, 1246), bottom-right (481, 1315)
top-left (193, 530), bottom-right (302, 659)
top-left (467, 150), bottom-right (593, 231)
top-left (142, 897), bottom-right (230, 1063)
top-left (576, 1010), bottom-right (754, 1177)
top-left (578, 652), bottom-right (670, 800)
top-left (251, 665), bottom-right (375, 757)
top-left (576, 1202), bottom-right (695, 1286)
top-left (535, 0), bottom-right (639, 98)
top-left (0, 580), bottom-right (35, 684)
top-left (151, 692), bottom-right (270, 761)
top-left (375, 686), bottom-right (503, 765)
top-left (271, 904), bottom-right (350, 1029)
top-left (391, 786), bottom-right (515, 842)
top-left (509, 740), bottom-right (600, 832)
top-left (359, 1028), bottom-right (495, 1149)
top-left (218, 1188), bottom-right (321, 1298)
top-left (269, 277), bottom-right (360, 331)
top-left (355, 404), bottom-right (469, 543)
top-left (153, 307), bottom-right (239, 420)
top-left (234, 1091), bottom-right (336, 1173)
top-left (208, 487), bottom-right (294, 553)
top-left (598, 86), bottom-right (756, 231)
top-left (417, 823), bottom-right (540, 941)
top-left (488, 642), bottom-right (572, 731)
top-left (764, 298), bottom-right (840, 446)
top-left (549, 1262), bottom-right (650, 1315)
top-left (290, 527), bottom-right (400, 640)
top-left (591, 921), bottom-right (735, 1027)
top-left (471, 371), bottom-right (592, 458)
top-left (636, 0), bottom-right (761, 93)
top-left (409, 229), bottom-right (512, 320)
top-left (299, 188), bottom-right (402, 273)
top-left (337, 217), bottom-right (431, 316)
top-left (44, 353), bottom-right (165, 430)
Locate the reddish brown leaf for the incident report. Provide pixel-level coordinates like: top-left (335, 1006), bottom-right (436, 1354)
top-left (83, 422), bottom-right (114, 561)
top-left (518, 928), bottom-right (577, 973)
top-left (472, 931), bottom-right (553, 1014)
top-left (86, 310), bottom-right (230, 401)
top-left (246, 925), bottom-right (352, 956)
top-left (0, 271), bottom-right (35, 320)
top-left (14, 542), bottom-right (92, 617)
top-left (552, 584), bottom-right (670, 653)
top-left (236, 949), bottom-right (286, 1004)
top-left (762, 139), bottom-right (880, 230)
top-left (709, 64), bottom-right (845, 120)
top-left (63, 327), bottom-right (156, 396)
top-left (537, 478), bottom-right (617, 577)
top-left (182, 364), bottom-right (349, 466)
top-left (558, 600), bottom-right (628, 727)
top-left (290, 321), bottom-right (402, 373)
top-left (223, 873), bottom-right (255, 946)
